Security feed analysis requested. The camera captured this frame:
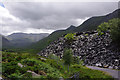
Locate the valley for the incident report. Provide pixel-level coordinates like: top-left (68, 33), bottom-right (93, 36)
top-left (1, 7), bottom-right (120, 80)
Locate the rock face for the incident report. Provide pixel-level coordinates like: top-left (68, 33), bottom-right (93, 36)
top-left (38, 31), bottom-right (120, 70)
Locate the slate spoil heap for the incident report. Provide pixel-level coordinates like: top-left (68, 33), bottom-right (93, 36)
top-left (38, 31), bottom-right (120, 69)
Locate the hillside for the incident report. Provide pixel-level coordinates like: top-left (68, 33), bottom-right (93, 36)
top-left (39, 31), bottom-right (120, 70)
top-left (30, 9), bottom-right (120, 53)
top-left (2, 51), bottom-right (113, 79)
top-left (6, 33), bottom-right (49, 48)
top-left (0, 35), bottom-right (11, 48)
top-left (76, 9), bottom-right (119, 32)
top-left (7, 33), bottom-right (49, 42)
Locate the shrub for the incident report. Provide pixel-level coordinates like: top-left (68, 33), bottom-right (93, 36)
top-left (63, 49), bottom-right (73, 72)
top-left (8, 73), bottom-right (22, 79)
top-left (47, 72), bottom-right (61, 79)
top-left (64, 33), bottom-right (76, 45)
top-left (2, 62), bottom-right (21, 77)
top-left (64, 33), bottom-right (76, 40)
top-left (22, 59), bottom-right (36, 66)
top-left (63, 49), bottom-right (73, 65)
top-left (109, 18), bottom-right (120, 45)
top-left (97, 18), bottom-right (120, 46)
top-left (19, 68), bottom-right (27, 74)
top-left (16, 56), bottom-right (22, 61)
top-left (48, 54), bottom-right (60, 61)
top-left (21, 72), bottom-right (32, 78)
top-left (73, 56), bottom-right (80, 64)
top-left (97, 22), bottom-right (109, 35)
top-left (85, 33), bottom-right (88, 36)
top-left (46, 59), bottom-right (63, 70)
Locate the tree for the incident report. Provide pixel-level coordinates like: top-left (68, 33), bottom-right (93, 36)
top-left (63, 49), bottom-right (73, 72)
top-left (64, 33), bottom-right (76, 41)
top-left (109, 18), bottom-right (120, 46)
top-left (97, 22), bottom-right (109, 35)
top-left (64, 33), bottom-right (76, 48)
top-left (97, 18), bottom-right (120, 46)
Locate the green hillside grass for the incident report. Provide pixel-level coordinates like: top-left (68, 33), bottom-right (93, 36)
top-left (2, 51), bottom-right (113, 79)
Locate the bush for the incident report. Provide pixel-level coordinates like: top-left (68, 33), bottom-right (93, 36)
top-left (97, 18), bottom-right (120, 46)
top-left (63, 49), bottom-right (73, 72)
top-left (2, 62), bottom-right (21, 77)
top-left (8, 73), bottom-right (22, 79)
top-left (48, 54), bottom-right (60, 61)
top-left (73, 56), bottom-right (80, 64)
top-left (46, 59), bottom-right (63, 70)
top-left (64, 33), bottom-right (76, 45)
top-left (21, 72), bottom-right (32, 78)
top-left (16, 56), bottom-right (22, 61)
top-left (64, 33), bottom-right (76, 40)
top-left (63, 49), bottom-right (73, 66)
top-left (109, 18), bottom-right (120, 45)
top-left (22, 59), bottom-right (36, 66)
top-left (47, 72), bottom-right (61, 79)
top-left (97, 22), bottom-right (109, 35)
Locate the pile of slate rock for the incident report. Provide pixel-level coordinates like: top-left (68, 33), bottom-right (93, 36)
top-left (38, 31), bottom-right (120, 70)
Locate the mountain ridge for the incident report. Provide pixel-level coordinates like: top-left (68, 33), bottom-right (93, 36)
top-left (30, 9), bottom-right (120, 53)
top-left (2, 33), bottom-right (49, 48)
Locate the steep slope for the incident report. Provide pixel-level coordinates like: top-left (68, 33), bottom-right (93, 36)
top-left (0, 35), bottom-right (11, 48)
top-left (39, 31), bottom-right (120, 70)
top-left (30, 9), bottom-right (119, 53)
top-left (66, 25), bottom-right (76, 31)
top-left (30, 25), bottom-right (77, 53)
top-left (75, 9), bottom-right (119, 32)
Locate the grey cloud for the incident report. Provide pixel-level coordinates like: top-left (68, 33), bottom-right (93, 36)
top-left (3, 2), bottom-right (118, 34)
top-left (6, 2), bottom-right (118, 19)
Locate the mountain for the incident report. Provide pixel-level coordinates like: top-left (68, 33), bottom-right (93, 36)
top-left (7, 33), bottom-right (49, 42)
top-left (6, 33), bottom-right (49, 48)
top-left (28, 9), bottom-right (120, 53)
top-left (75, 9), bottom-right (120, 32)
top-left (0, 35), bottom-right (11, 48)
top-left (66, 25), bottom-right (76, 31)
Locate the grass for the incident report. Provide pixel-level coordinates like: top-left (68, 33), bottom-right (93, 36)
top-left (2, 51), bottom-right (113, 79)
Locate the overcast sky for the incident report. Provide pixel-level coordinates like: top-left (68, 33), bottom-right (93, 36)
top-left (0, 1), bottom-right (119, 36)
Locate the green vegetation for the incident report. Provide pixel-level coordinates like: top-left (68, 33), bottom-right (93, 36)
top-left (73, 56), bottom-right (83, 65)
top-left (64, 33), bottom-right (76, 41)
top-left (97, 18), bottom-right (120, 46)
top-left (29, 30), bottom-right (72, 53)
top-left (63, 49), bottom-right (73, 72)
top-left (97, 22), bottom-right (109, 35)
top-left (2, 51), bottom-right (113, 79)
top-left (109, 18), bottom-right (120, 45)
top-left (64, 33), bottom-right (76, 48)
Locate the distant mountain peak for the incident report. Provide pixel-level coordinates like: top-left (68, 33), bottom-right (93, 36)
top-left (66, 25), bottom-right (76, 30)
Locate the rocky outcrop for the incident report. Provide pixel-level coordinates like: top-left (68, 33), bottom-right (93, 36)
top-left (38, 31), bottom-right (120, 70)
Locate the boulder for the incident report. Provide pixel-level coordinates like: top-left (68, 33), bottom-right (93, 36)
top-left (18, 63), bottom-right (25, 68)
top-left (27, 70), bottom-right (40, 77)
